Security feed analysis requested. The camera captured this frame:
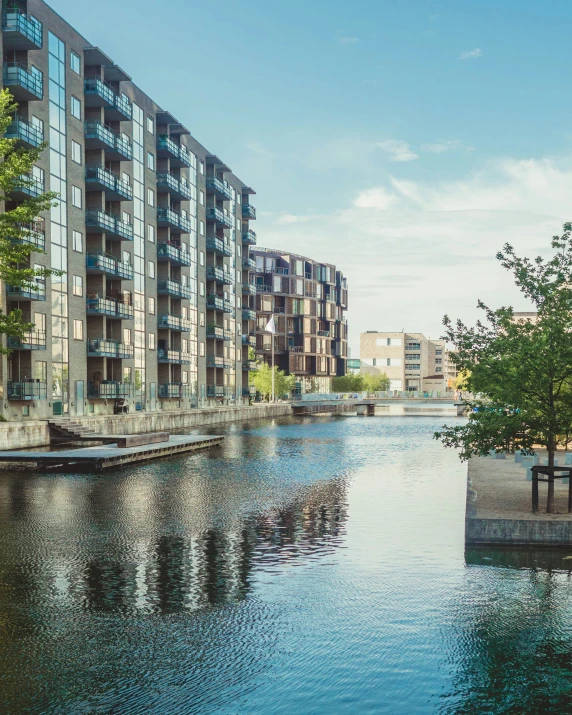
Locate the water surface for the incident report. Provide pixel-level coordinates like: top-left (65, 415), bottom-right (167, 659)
top-left (1, 415), bottom-right (572, 714)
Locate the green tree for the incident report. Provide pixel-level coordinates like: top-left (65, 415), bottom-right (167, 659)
top-left (0, 89), bottom-right (59, 350)
top-left (363, 372), bottom-right (390, 393)
top-left (435, 225), bottom-right (572, 512)
top-left (332, 374), bottom-right (364, 392)
top-left (250, 362), bottom-right (295, 400)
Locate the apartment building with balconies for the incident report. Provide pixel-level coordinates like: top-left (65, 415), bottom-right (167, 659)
top-left (250, 248), bottom-right (348, 392)
top-left (0, 0), bottom-right (255, 419)
top-left (360, 331), bottom-right (447, 393)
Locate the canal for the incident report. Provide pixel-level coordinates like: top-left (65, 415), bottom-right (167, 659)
top-left (1, 415), bottom-right (572, 714)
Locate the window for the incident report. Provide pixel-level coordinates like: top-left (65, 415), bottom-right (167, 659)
top-left (199, 282), bottom-right (205, 297)
top-left (148, 297), bottom-right (155, 314)
top-left (376, 337), bottom-right (402, 347)
top-left (73, 319), bottom-right (83, 340)
top-left (148, 333), bottom-right (155, 350)
top-left (146, 116), bottom-right (154, 134)
top-left (71, 185), bottom-right (82, 208)
top-left (70, 50), bottom-right (81, 75)
top-left (199, 251), bottom-right (205, 266)
top-left (199, 190), bottom-right (204, 206)
top-left (72, 275), bottom-right (83, 296)
top-left (199, 312), bottom-right (205, 327)
top-left (147, 260), bottom-right (155, 278)
top-left (71, 140), bottom-right (81, 164)
top-left (147, 152), bottom-right (155, 171)
top-left (199, 161), bottom-right (204, 175)
top-left (199, 342), bottom-right (205, 357)
top-left (147, 224), bottom-right (155, 243)
top-left (147, 188), bottom-right (154, 206)
top-left (122, 171), bottom-right (130, 185)
top-left (199, 221), bottom-right (205, 236)
top-left (71, 95), bottom-right (81, 119)
top-left (122, 211), bottom-right (131, 225)
top-left (72, 230), bottom-right (82, 253)
top-left (31, 115), bottom-right (43, 135)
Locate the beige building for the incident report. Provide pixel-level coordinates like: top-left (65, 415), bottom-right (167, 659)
top-left (360, 331), bottom-right (449, 393)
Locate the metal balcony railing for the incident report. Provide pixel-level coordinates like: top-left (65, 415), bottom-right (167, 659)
top-left (2, 11), bottom-right (43, 49)
top-left (206, 177), bottom-right (233, 200)
top-left (3, 62), bottom-right (43, 99)
top-left (7, 330), bottom-right (46, 350)
top-left (157, 279), bottom-right (193, 299)
top-left (7, 379), bottom-right (47, 400)
top-left (86, 253), bottom-right (133, 280)
top-left (5, 116), bottom-right (43, 147)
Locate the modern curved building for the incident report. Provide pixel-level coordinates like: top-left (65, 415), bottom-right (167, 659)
top-left (250, 248), bottom-right (348, 393)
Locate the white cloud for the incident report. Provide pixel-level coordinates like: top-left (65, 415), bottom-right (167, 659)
top-left (459, 48), bottom-right (482, 60)
top-left (276, 214), bottom-right (311, 225)
top-left (259, 157), bottom-right (572, 354)
top-left (421, 140), bottom-right (475, 153)
top-left (375, 139), bottom-right (419, 162)
top-left (338, 36), bottom-right (358, 45)
top-left (244, 140), bottom-right (274, 157)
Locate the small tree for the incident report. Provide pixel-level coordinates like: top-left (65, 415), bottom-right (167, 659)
top-left (250, 362), bottom-right (295, 400)
top-left (363, 372), bottom-right (390, 393)
top-left (435, 225), bottom-right (572, 513)
top-left (332, 374), bottom-right (363, 392)
top-left (0, 89), bottom-right (59, 349)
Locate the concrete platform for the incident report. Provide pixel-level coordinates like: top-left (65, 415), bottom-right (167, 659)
top-left (0, 434), bottom-right (223, 471)
top-left (466, 452), bottom-right (572, 547)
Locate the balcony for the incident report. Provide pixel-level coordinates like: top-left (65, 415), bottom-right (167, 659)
top-left (6, 280), bottom-right (46, 301)
top-left (3, 63), bottom-right (42, 101)
top-left (206, 236), bottom-right (233, 257)
top-left (158, 383), bottom-right (192, 398)
top-left (86, 210), bottom-right (134, 241)
top-left (256, 285), bottom-right (272, 294)
top-left (157, 207), bottom-right (191, 234)
top-left (243, 360), bottom-right (258, 371)
top-left (275, 266), bottom-right (289, 275)
top-left (206, 207), bottom-right (234, 229)
top-left (156, 173), bottom-right (192, 201)
top-left (7, 380), bottom-right (47, 400)
top-left (85, 165), bottom-right (133, 201)
top-left (157, 314), bottom-right (192, 331)
top-left (157, 279), bottom-right (193, 300)
top-left (156, 135), bottom-right (192, 167)
top-left (7, 330), bottom-right (46, 350)
top-left (206, 355), bottom-right (225, 369)
top-left (157, 241), bottom-right (192, 266)
top-left (2, 11), bottom-right (42, 50)
top-left (86, 253), bottom-right (133, 280)
top-left (242, 283), bottom-right (257, 296)
top-left (206, 177), bottom-right (233, 201)
top-left (87, 339), bottom-right (134, 359)
top-left (84, 77), bottom-right (132, 121)
top-left (84, 121), bottom-right (133, 160)
top-left (86, 296), bottom-right (134, 319)
top-left (242, 334), bottom-right (257, 347)
top-left (5, 116), bottom-right (43, 148)
top-left (317, 330), bottom-right (330, 337)
top-left (242, 230), bottom-right (257, 246)
top-left (206, 265), bottom-right (226, 284)
top-left (11, 174), bottom-right (43, 200)
top-left (206, 325), bottom-right (224, 340)
top-left (157, 349), bottom-right (191, 364)
top-left (242, 308), bottom-right (256, 321)
top-left (11, 221), bottom-right (45, 251)
top-left (206, 294), bottom-right (224, 311)
top-left (242, 204), bottom-right (256, 220)
top-left (223, 299), bottom-right (234, 314)
top-left (243, 256), bottom-right (256, 270)
top-left (88, 381), bottom-right (133, 399)
top-left (207, 385), bottom-right (224, 398)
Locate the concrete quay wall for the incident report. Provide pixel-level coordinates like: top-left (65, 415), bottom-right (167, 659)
top-left (466, 517), bottom-right (572, 546)
top-left (0, 404), bottom-right (292, 450)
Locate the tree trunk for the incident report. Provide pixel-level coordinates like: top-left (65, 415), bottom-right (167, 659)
top-left (547, 440), bottom-right (555, 514)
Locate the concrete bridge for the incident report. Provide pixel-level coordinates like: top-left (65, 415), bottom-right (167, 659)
top-left (291, 398), bottom-right (466, 417)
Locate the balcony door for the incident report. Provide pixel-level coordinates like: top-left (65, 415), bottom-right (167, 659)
top-left (75, 381), bottom-right (84, 416)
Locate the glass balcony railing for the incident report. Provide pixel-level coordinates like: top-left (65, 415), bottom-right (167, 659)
top-left (157, 349), bottom-right (191, 364)
top-left (84, 121), bottom-right (133, 160)
top-left (5, 116), bottom-right (43, 147)
top-left (85, 165), bottom-right (133, 200)
top-left (207, 384), bottom-right (225, 397)
top-left (7, 379), bottom-right (47, 400)
top-left (12, 173), bottom-right (43, 198)
top-left (256, 284), bottom-right (272, 294)
top-left (3, 62), bottom-right (42, 100)
top-left (242, 230), bottom-right (257, 246)
top-left (84, 76), bottom-right (115, 105)
top-left (156, 173), bottom-right (192, 200)
top-left (156, 136), bottom-right (192, 167)
top-left (157, 314), bottom-right (192, 331)
top-left (7, 330), bottom-right (46, 350)
top-left (157, 279), bottom-right (193, 299)
top-left (242, 334), bottom-right (257, 347)
top-left (2, 11), bottom-right (42, 49)
top-left (86, 210), bottom-right (134, 240)
top-left (243, 360), bottom-right (258, 371)
top-left (206, 236), bottom-right (233, 257)
top-left (157, 241), bottom-right (192, 266)
top-left (242, 283), bottom-right (257, 295)
top-left (206, 207), bottom-right (234, 228)
top-left (158, 383), bottom-right (192, 398)
top-left (86, 253), bottom-right (134, 280)
top-left (6, 280), bottom-right (46, 301)
top-left (84, 78), bottom-right (132, 120)
top-left (206, 177), bottom-right (233, 200)
top-left (206, 266), bottom-right (225, 283)
top-left (243, 257), bottom-right (256, 270)
top-left (157, 207), bottom-right (191, 233)
top-left (242, 308), bottom-right (256, 321)
top-left (242, 204), bottom-right (256, 220)
top-left (87, 381), bottom-right (133, 399)
top-left (11, 220), bottom-right (45, 250)
top-left (223, 299), bottom-right (233, 314)
top-left (206, 325), bottom-right (224, 340)
top-left (206, 294), bottom-right (224, 311)
top-left (87, 339), bottom-right (134, 358)
top-left (206, 355), bottom-right (225, 369)
top-left (86, 297), bottom-right (134, 319)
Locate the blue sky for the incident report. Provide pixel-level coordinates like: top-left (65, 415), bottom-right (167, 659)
top-left (51, 0), bottom-right (572, 354)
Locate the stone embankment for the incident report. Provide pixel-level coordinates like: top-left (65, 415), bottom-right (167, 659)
top-left (0, 403), bottom-right (292, 451)
top-left (466, 452), bottom-right (572, 546)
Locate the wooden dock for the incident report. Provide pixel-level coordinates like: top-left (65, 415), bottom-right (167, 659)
top-left (0, 434), bottom-right (223, 471)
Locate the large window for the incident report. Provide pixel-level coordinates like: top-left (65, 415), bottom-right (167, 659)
top-left (70, 95), bottom-right (81, 119)
top-left (70, 51), bottom-right (81, 75)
